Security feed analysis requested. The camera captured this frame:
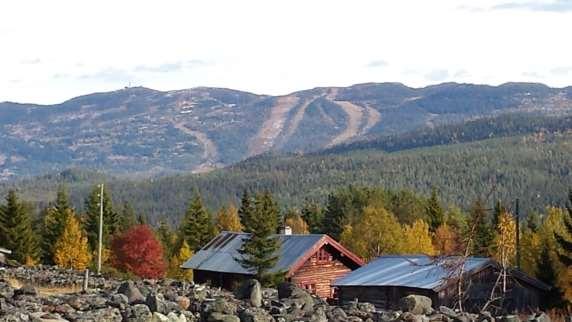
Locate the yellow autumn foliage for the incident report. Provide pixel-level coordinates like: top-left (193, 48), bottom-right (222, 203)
top-left (285, 214), bottom-right (309, 234)
top-left (53, 214), bottom-right (92, 270)
top-left (340, 205), bottom-right (402, 261)
top-left (215, 205), bottom-right (243, 232)
top-left (167, 240), bottom-right (194, 281)
top-left (520, 228), bottom-right (541, 277)
top-left (493, 210), bottom-right (516, 268)
top-left (402, 219), bottom-right (435, 255)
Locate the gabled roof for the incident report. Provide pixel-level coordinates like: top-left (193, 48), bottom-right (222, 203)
top-left (182, 231), bottom-right (363, 277)
top-left (334, 255), bottom-right (550, 291)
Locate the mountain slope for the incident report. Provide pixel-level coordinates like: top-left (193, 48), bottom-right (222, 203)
top-left (1, 82), bottom-right (572, 180)
top-left (2, 131), bottom-right (571, 225)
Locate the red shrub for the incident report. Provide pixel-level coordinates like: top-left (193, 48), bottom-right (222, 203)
top-left (111, 225), bottom-right (166, 279)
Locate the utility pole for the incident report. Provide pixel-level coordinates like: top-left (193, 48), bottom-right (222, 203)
top-left (97, 183), bottom-right (104, 275)
top-left (515, 198), bottom-right (520, 269)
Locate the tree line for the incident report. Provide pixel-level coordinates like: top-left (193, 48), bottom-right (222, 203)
top-left (1, 185), bottom-right (572, 307)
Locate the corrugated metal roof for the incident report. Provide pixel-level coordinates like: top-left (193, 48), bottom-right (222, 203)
top-left (334, 255), bottom-right (492, 290)
top-left (181, 232), bottom-right (326, 275)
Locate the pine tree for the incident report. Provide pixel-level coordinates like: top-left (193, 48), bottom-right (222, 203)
top-left (167, 239), bottom-right (194, 281)
top-left (180, 193), bottom-right (214, 251)
top-left (426, 188), bottom-right (445, 232)
top-left (53, 213), bottom-right (91, 270)
top-left (402, 219), bottom-right (435, 255)
top-left (300, 199), bottom-right (323, 233)
top-left (238, 190), bottom-right (254, 232)
top-left (236, 192), bottom-right (282, 285)
top-left (84, 185), bottom-right (119, 251)
top-left (467, 198), bottom-right (494, 256)
top-left (0, 191), bottom-right (39, 264)
top-left (40, 187), bottom-right (73, 264)
top-left (215, 205), bottom-right (243, 232)
top-left (555, 189), bottom-right (572, 266)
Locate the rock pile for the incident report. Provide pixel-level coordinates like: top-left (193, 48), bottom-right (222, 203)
top-left (0, 267), bottom-right (552, 322)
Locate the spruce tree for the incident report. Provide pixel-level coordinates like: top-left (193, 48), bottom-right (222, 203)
top-left (84, 185), bottom-right (119, 251)
top-left (237, 192), bottom-right (282, 285)
top-left (555, 189), bottom-right (572, 265)
top-left (321, 192), bottom-right (348, 240)
top-left (426, 188), bottom-right (445, 232)
top-left (0, 191), bottom-right (39, 264)
top-left (301, 198), bottom-right (323, 233)
top-left (238, 190), bottom-right (254, 231)
top-left (467, 198), bottom-right (494, 257)
top-left (41, 187), bottom-right (73, 264)
top-left (180, 193), bottom-right (214, 251)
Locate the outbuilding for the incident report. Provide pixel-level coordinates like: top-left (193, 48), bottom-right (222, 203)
top-left (334, 255), bottom-right (550, 312)
top-left (182, 230), bottom-right (364, 299)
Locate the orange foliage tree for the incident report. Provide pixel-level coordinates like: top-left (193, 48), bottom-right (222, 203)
top-left (111, 225), bottom-right (166, 278)
top-left (433, 223), bottom-right (461, 255)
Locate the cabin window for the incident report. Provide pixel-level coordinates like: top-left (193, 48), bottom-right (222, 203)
top-left (317, 248), bottom-right (332, 262)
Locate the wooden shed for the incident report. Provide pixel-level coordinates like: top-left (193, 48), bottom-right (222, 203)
top-left (334, 255), bottom-right (550, 313)
top-left (182, 231), bottom-right (364, 299)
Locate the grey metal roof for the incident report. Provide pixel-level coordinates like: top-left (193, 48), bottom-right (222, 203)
top-left (181, 231), bottom-right (326, 275)
top-left (334, 255), bottom-right (492, 291)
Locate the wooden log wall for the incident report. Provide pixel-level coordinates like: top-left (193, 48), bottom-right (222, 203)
top-left (290, 246), bottom-right (353, 299)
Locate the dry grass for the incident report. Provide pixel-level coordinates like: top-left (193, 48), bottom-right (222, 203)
top-left (7, 277), bottom-right (82, 297)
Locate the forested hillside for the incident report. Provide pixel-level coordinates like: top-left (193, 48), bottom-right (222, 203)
top-left (2, 130), bottom-right (571, 224)
top-left (323, 113), bottom-right (572, 154)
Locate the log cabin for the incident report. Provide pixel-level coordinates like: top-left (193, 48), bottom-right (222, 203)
top-left (181, 228), bottom-right (364, 299)
top-left (334, 255), bottom-right (550, 313)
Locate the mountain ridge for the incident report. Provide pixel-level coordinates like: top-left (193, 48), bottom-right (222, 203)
top-left (1, 81), bottom-right (572, 181)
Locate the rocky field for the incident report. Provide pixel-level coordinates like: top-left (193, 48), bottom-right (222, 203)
top-left (0, 266), bottom-right (552, 322)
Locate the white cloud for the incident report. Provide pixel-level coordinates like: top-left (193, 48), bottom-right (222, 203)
top-left (0, 0), bottom-right (571, 104)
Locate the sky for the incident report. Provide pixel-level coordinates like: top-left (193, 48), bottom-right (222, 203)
top-left (1, 0), bottom-right (572, 104)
